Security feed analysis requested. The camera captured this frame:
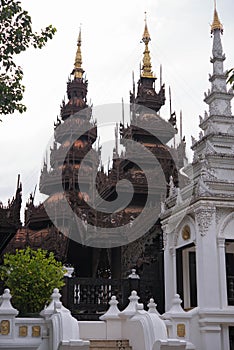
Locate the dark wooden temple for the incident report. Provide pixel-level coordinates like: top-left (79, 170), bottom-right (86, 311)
top-left (0, 175), bottom-right (22, 256)
top-left (2, 21), bottom-right (187, 314)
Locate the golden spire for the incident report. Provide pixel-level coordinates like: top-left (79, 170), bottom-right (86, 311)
top-left (141, 12), bottom-right (155, 79)
top-left (211, 1), bottom-right (223, 33)
top-left (73, 28), bottom-right (84, 79)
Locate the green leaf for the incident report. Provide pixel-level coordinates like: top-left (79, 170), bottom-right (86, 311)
top-left (227, 68), bottom-right (234, 88)
top-left (1, 247), bottom-right (64, 314)
top-left (0, 0), bottom-right (56, 117)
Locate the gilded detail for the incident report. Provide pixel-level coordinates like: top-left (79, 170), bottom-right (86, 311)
top-left (73, 29), bottom-right (84, 79)
top-left (182, 225), bottom-right (191, 240)
top-left (211, 7), bottom-right (223, 33)
top-left (177, 323), bottom-right (186, 338)
top-left (141, 13), bottom-right (155, 79)
top-left (32, 326), bottom-right (41, 337)
top-left (0, 320), bottom-right (10, 335)
top-left (19, 326), bottom-right (28, 337)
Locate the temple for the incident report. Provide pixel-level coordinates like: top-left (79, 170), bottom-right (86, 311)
top-left (0, 16), bottom-right (187, 314)
top-left (161, 5), bottom-right (234, 349)
top-left (1, 3), bottom-right (234, 349)
top-left (0, 176), bottom-right (22, 256)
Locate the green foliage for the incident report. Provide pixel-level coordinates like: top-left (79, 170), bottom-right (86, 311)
top-left (227, 68), bottom-right (234, 89)
top-left (0, 247), bottom-right (64, 314)
top-left (0, 0), bottom-right (56, 116)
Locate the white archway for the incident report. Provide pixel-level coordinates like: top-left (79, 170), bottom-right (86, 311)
top-left (219, 212), bottom-right (234, 239)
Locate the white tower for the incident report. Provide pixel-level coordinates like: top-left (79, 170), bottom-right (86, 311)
top-left (161, 5), bottom-right (234, 350)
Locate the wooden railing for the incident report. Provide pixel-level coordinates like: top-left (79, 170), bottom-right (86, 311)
top-left (61, 276), bottom-right (159, 320)
top-left (62, 277), bottom-right (130, 320)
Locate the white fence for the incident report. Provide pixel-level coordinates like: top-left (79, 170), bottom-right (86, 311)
top-left (0, 288), bottom-right (190, 350)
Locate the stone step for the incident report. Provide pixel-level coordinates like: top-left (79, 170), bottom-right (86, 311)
top-left (90, 339), bottom-right (132, 349)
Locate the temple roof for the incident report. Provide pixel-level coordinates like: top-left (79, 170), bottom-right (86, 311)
top-left (0, 177), bottom-right (22, 254)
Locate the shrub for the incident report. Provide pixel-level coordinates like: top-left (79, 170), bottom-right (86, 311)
top-left (0, 247), bottom-right (65, 314)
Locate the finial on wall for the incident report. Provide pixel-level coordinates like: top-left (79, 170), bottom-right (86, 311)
top-left (211, 1), bottom-right (223, 34)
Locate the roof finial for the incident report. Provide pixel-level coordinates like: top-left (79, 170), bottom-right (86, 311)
top-left (143, 11), bottom-right (150, 39)
top-left (211, 1), bottom-right (223, 34)
top-left (73, 26), bottom-right (84, 79)
top-left (141, 12), bottom-right (155, 79)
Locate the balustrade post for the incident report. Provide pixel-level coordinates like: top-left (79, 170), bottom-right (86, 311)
top-left (122, 269), bottom-right (140, 308)
top-left (0, 289), bottom-right (18, 340)
top-left (128, 268), bottom-right (140, 293)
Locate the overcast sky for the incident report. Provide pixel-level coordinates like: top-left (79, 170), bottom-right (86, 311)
top-left (0, 0), bottom-right (234, 210)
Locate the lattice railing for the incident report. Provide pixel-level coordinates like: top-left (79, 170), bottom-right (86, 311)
top-left (62, 277), bottom-right (128, 320)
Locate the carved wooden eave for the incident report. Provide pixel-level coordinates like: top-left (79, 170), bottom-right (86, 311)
top-left (131, 80), bottom-right (166, 113)
top-left (3, 226), bottom-right (69, 262)
top-left (54, 121), bottom-right (97, 144)
top-left (0, 185), bottom-right (22, 254)
top-left (61, 78), bottom-right (88, 120)
top-left (121, 117), bottom-right (176, 145)
top-left (24, 203), bottom-right (50, 230)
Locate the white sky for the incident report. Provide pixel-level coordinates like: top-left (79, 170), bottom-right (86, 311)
top-left (0, 0), bottom-right (234, 209)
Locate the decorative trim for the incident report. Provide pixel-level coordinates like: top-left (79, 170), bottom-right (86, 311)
top-left (205, 121), bottom-right (219, 136)
top-left (182, 225), bottom-right (191, 240)
top-left (161, 224), bottom-right (174, 249)
top-left (217, 237), bottom-right (225, 248)
top-left (195, 177), bottom-right (213, 197)
top-left (116, 340), bottom-right (127, 348)
top-left (174, 230), bottom-right (180, 246)
top-left (169, 247), bottom-right (175, 256)
top-left (32, 326), bottom-right (41, 337)
top-left (216, 208), bottom-right (227, 226)
top-left (177, 323), bottom-right (186, 338)
top-left (19, 326), bottom-right (28, 337)
top-left (195, 159), bottom-right (217, 197)
top-left (191, 135), bottom-right (197, 147)
top-left (227, 124), bottom-right (234, 136)
top-left (195, 207), bottom-right (215, 237)
top-left (0, 320), bottom-right (10, 335)
top-left (219, 211), bottom-right (234, 238)
top-left (174, 215), bottom-right (196, 247)
top-left (203, 140), bottom-right (217, 155)
top-left (200, 159), bottom-right (217, 181)
top-left (163, 231), bottom-right (167, 249)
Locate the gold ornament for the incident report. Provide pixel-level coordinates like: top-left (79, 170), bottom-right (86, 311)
top-left (211, 3), bottom-right (223, 33)
top-left (182, 225), bottom-right (190, 240)
top-left (177, 323), bottom-right (186, 337)
top-left (0, 320), bottom-right (10, 335)
top-left (141, 12), bottom-right (155, 79)
top-left (32, 326), bottom-right (41, 337)
top-left (73, 28), bottom-right (84, 79)
top-left (19, 326), bottom-right (28, 337)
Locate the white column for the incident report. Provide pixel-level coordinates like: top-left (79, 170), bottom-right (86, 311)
top-left (171, 247), bottom-right (177, 297)
top-left (217, 237), bottom-right (227, 308)
top-left (164, 245), bottom-right (176, 311)
top-left (200, 325), bottom-right (222, 350)
top-left (222, 325), bottom-right (230, 350)
top-left (195, 207), bottom-right (220, 308)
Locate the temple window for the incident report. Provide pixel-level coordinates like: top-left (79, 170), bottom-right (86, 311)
top-left (176, 243), bottom-right (197, 309)
top-left (225, 240), bottom-right (234, 305)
